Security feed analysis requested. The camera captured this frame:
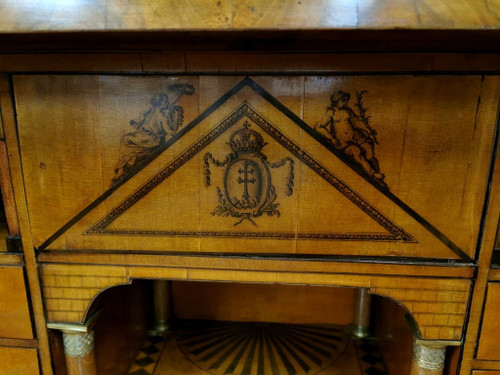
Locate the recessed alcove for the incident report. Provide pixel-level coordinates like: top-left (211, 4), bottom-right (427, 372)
top-left (46, 279), bottom-right (465, 375)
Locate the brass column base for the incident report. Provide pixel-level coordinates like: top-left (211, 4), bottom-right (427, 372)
top-left (148, 319), bottom-right (171, 337)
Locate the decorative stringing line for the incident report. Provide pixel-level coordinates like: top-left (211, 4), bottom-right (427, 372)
top-left (36, 76), bottom-right (469, 260)
top-left (243, 79), bottom-right (470, 261)
top-left (98, 229), bottom-right (396, 241)
top-left (86, 102), bottom-right (248, 234)
top-left (241, 104), bottom-right (413, 242)
top-left (86, 102), bottom-right (413, 242)
top-left (37, 77), bottom-right (251, 251)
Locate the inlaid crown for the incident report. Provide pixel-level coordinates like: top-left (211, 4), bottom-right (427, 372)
top-left (228, 121), bottom-right (267, 153)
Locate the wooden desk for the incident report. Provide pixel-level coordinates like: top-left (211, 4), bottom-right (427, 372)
top-left (0, 2), bottom-right (499, 375)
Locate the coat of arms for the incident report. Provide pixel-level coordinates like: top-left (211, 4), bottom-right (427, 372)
top-left (203, 121), bottom-right (294, 226)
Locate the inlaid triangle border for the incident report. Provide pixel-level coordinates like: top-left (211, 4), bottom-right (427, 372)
top-left (86, 102), bottom-right (413, 242)
top-left (36, 77), bottom-right (471, 262)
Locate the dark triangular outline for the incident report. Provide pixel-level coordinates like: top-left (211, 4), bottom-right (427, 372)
top-left (37, 77), bottom-right (471, 262)
top-left (85, 101), bottom-right (412, 242)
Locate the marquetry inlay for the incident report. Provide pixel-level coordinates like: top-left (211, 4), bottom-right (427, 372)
top-left (370, 279), bottom-right (470, 341)
top-left (42, 265), bottom-right (129, 322)
top-left (40, 263), bottom-right (470, 342)
top-left (176, 321), bottom-right (348, 375)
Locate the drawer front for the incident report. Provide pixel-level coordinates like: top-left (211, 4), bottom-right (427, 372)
top-left (0, 347), bottom-right (39, 374)
top-left (13, 75), bottom-right (498, 261)
top-left (0, 266), bottom-right (33, 339)
top-left (473, 372), bottom-right (500, 375)
top-left (477, 283), bottom-right (500, 360)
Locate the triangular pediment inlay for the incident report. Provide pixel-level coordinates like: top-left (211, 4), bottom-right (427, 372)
top-left (38, 77), bottom-right (470, 262)
top-left (85, 102), bottom-right (413, 243)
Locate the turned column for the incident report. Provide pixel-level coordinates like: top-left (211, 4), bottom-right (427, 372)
top-left (410, 340), bottom-right (446, 375)
top-left (352, 287), bottom-right (372, 338)
top-left (149, 280), bottom-right (172, 336)
top-left (48, 311), bottom-right (99, 375)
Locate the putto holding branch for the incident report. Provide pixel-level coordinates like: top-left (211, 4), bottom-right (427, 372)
top-left (314, 90), bottom-right (387, 187)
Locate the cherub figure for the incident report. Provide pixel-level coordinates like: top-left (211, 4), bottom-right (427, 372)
top-left (315, 90), bottom-right (386, 187)
top-left (113, 83), bottom-right (194, 183)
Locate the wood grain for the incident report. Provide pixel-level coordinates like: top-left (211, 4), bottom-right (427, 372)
top-left (172, 282), bottom-right (355, 325)
top-left (410, 360), bottom-right (442, 375)
top-left (0, 224), bottom-right (7, 252)
top-left (0, 266), bottom-right (33, 339)
top-left (373, 295), bottom-right (412, 375)
top-left (1, 53), bottom-right (499, 74)
top-left (41, 263), bottom-right (470, 341)
top-left (36, 251), bottom-right (476, 278)
top-left (472, 361), bottom-right (500, 371)
top-left (0, 0), bottom-right (499, 32)
top-left (13, 75), bottom-right (495, 262)
top-left (458, 109), bottom-right (500, 374)
top-left (0, 346), bottom-right (39, 374)
top-left (0, 338), bottom-right (37, 348)
top-left (489, 269), bottom-right (500, 281)
top-left (185, 52), bottom-right (433, 73)
top-left (476, 283), bottom-right (500, 360)
top-left (0, 140), bottom-right (19, 236)
top-left (0, 253), bottom-right (24, 266)
top-left (42, 264), bottom-right (129, 323)
top-left (0, 74), bottom-right (53, 375)
top-left (66, 350), bottom-right (97, 375)
top-left (93, 281), bottom-right (151, 375)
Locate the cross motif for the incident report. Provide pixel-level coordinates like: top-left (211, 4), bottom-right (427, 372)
top-left (237, 160), bottom-right (256, 200)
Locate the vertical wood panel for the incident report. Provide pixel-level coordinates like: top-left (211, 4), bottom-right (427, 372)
top-left (0, 74), bottom-right (53, 375)
top-left (477, 283), bottom-right (500, 360)
top-left (0, 140), bottom-right (19, 237)
top-left (0, 266), bottom-right (33, 339)
top-left (0, 346), bottom-right (39, 374)
top-left (173, 282), bottom-right (355, 325)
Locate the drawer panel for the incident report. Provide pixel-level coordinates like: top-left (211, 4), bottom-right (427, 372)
top-left (13, 75), bottom-right (499, 261)
top-left (473, 372), bottom-right (500, 375)
top-left (0, 266), bottom-right (33, 339)
top-left (477, 283), bottom-right (500, 360)
top-left (0, 346), bottom-right (39, 374)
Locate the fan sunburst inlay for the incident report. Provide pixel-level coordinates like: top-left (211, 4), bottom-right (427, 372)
top-left (175, 321), bottom-right (349, 375)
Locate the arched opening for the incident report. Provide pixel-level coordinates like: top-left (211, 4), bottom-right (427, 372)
top-left (49, 280), bottom-right (460, 374)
